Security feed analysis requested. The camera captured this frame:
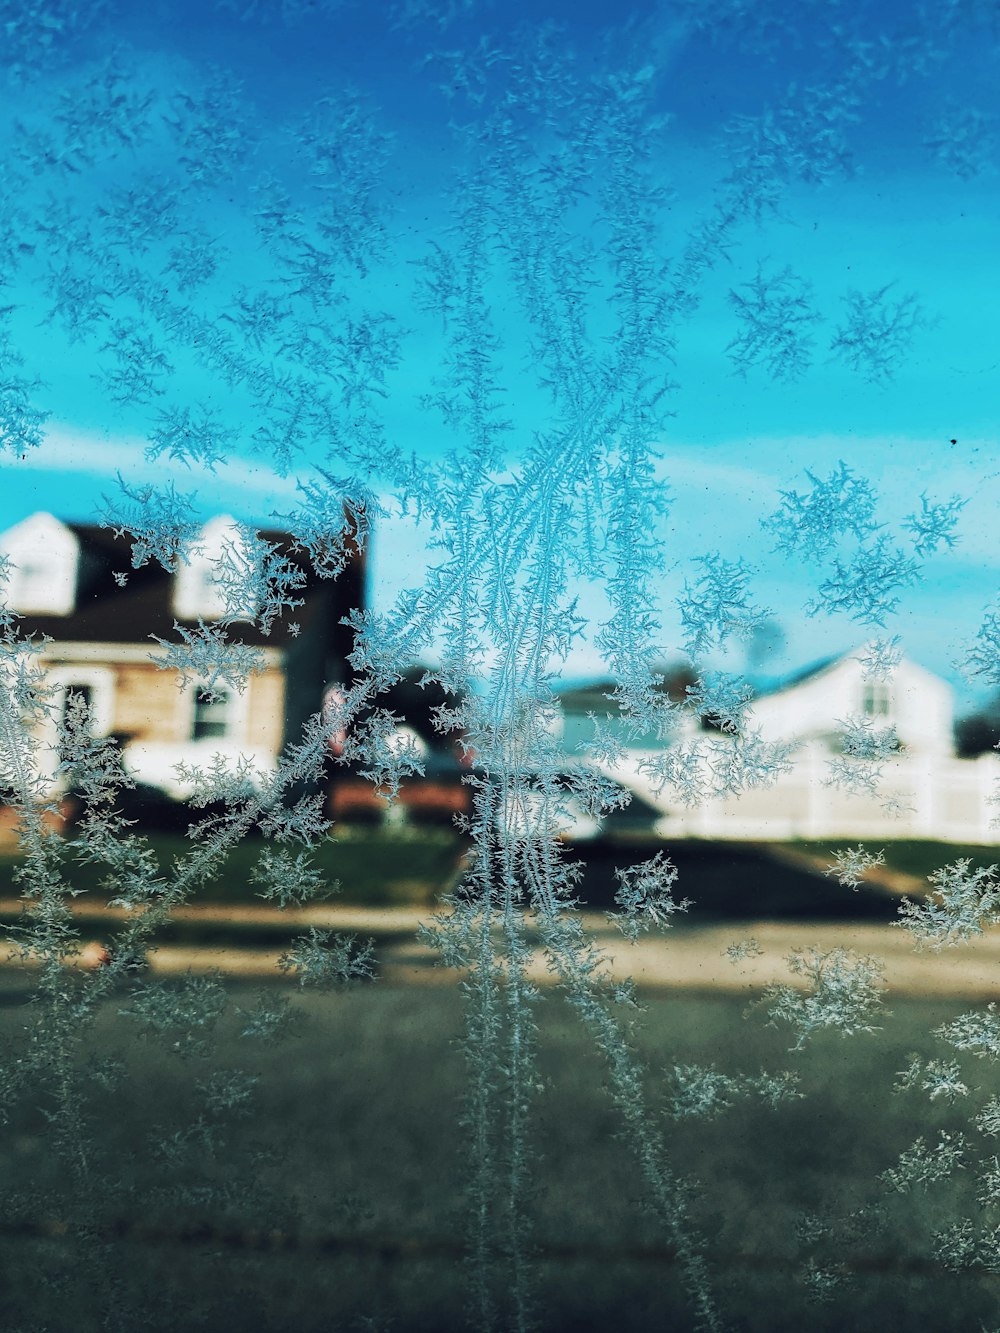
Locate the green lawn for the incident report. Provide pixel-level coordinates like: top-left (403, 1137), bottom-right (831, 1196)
top-left (1, 980), bottom-right (997, 1331)
top-left (0, 825), bottom-right (467, 907)
top-left (1, 832), bottom-right (984, 919)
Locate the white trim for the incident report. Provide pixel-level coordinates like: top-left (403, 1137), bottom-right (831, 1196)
top-left (40, 641), bottom-right (284, 667)
top-left (185, 678), bottom-right (250, 744)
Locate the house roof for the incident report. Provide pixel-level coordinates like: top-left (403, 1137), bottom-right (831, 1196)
top-left (554, 663), bottom-right (696, 712)
top-left (555, 647), bottom-right (926, 713)
top-left (749, 652), bottom-right (842, 699)
top-left (9, 518), bottom-right (365, 652)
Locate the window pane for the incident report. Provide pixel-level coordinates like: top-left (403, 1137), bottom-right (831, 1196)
top-left (192, 688), bottom-right (232, 740)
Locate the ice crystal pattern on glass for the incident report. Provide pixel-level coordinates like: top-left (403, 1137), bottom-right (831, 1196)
top-left (0, 2), bottom-right (995, 1331)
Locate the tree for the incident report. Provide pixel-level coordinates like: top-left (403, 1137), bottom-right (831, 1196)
top-left (955, 698), bottom-right (1000, 758)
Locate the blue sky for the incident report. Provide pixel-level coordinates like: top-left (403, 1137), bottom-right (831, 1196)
top-left (0, 0), bottom-right (996, 708)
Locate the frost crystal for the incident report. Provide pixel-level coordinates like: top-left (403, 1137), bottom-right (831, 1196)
top-left (611, 853), bottom-right (690, 941)
top-left (961, 607), bottom-right (1000, 690)
top-left (896, 859), bottom-right (1000, 949)
top-left (977, 1098), bottom-right (1000, 1138)
top-left (763, 462), bottom-right (880, 560)
top-left (725, 937), bottom-right (763, 963)
top-left (678, 554), bottom-right (773, 658)
top-left (277, 929), bottom-right (375, 987)
top-left (894, 1055), bottom-right (969, 1102)
top-left (149, 621), bottom-right (266, 698)
top-left (726, 263), bottom-right (820, 381)
top-left (924, 103), bottom-right (997, 180)
top-left (857, 636), bottom-right (902, 682)
top-left (145, 404), bottom-right (237, 471)
top-left (100, 476), bottom-right (200, 571)
top-left (761, 947), bottom-right (887, 1050)
top-left (667, 1065), bottom-right (738, 1119)
top-left (825, 844), bottom-right (886, 891)
top-left (936, 1006), bottom-right (1000, 1060)
top-left (904, 492), bottom-right (967, 557)
top-left (830, 285), bottom-right (928, 385)
top-left (808, 536), bottom-right (921, 627)
top-left (881, 1133), bottom-right (967, 1192)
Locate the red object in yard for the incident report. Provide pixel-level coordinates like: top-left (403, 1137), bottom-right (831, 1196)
top-left (326, 776), bottom-right (469, 824)
top-left (328, 779), bottom-right (383, 820)
top-left (78, 941), bottom-right (112, 969)
top-left (399, 780), bottom-right (469, 818)
top-left (322, 684), bottom-right (348, 758)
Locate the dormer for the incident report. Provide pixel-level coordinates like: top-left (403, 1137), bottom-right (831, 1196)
top-left (0, 512), bottom-right (80, 615)
top-left (172, 515), bottom-right (255, 622)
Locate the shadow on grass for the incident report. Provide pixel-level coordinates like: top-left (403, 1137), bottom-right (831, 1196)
top-left (574, 837), bottom-right (902, 921)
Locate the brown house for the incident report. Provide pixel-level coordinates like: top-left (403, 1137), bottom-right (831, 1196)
top-left (0, 510), bottom-right (364, 803)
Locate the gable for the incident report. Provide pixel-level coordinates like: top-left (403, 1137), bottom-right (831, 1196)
top-left (749, 646), bottom-right (954, 755)
top-left (0, 511), bottom-right (80, 615)
top-left (172, 514), bottom-right (245, 622)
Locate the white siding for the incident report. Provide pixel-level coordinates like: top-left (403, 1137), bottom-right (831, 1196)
top-left (748, 651), bottom-right (954, 758)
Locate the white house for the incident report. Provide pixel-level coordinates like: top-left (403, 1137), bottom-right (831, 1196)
top-left (555, 648), bottom-right (1000, 843)
top-left (745, 650), bottom-right (954, 759)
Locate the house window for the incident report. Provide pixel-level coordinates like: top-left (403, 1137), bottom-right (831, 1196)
top-left (61, 683), bottom-right (95, 731)
top-left (10, 553), bottom-right (79, 615)
top-left (191, 686), bottom-right (235, 740)
top-left (48, 668), bottom-right (115, 740)
top-left (862, 682), bottom-right (892, 717)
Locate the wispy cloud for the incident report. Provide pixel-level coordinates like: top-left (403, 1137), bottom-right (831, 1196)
top-left (15, 425), bottom-right (302, 512)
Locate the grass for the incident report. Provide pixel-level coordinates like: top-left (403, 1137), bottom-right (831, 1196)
top-left (1, 829), bottom-right (964, 915)
top-left (1, 978), bottom-right (998, 1331)
top-left (0, 824), bottom-right (467, 907)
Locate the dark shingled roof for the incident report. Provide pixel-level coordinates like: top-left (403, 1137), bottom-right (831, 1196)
top-left (18, 521), bottom-right (365, 653)
top-left (554, 662), bottom-right (697, 712)
top-left (555, 653), bottom-right (854, 713)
